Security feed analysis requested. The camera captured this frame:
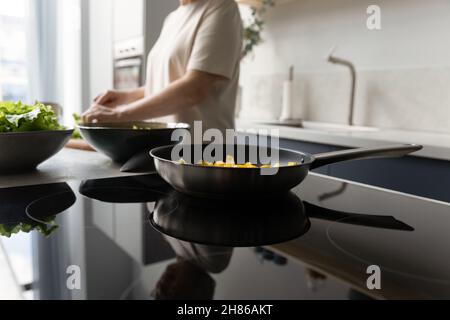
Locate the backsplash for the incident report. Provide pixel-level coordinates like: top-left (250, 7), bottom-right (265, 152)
top-left (238, 0), bottom-right (450, 134)
top-left (239, 67), bottom-right (450, 134)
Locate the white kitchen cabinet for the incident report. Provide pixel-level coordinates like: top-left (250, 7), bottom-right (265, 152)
top-left (88, 0), bottom-right (114, 103)
top-left (113, 0), bottom-right (144, 42)
top-left (88, 0), bottom-right (176, 102)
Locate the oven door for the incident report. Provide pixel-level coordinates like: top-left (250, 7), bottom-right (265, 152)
top-left (114, 57), bottom-right (143, 90)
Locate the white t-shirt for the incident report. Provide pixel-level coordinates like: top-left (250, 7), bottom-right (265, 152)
top-left (145, 0), bottom-right (243, 132)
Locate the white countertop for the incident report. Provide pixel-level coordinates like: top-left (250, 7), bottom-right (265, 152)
top-left (236, 119), bottom-right (450, 161)
top-left (0, 148), bottom-right (141, 188)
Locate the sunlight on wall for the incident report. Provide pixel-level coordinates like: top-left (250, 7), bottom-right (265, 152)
top-left (0, 1), bottom-right (26, 17)
top-left (0, 0), bottom-right (28, 102)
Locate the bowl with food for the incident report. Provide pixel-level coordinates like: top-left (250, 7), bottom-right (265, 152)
top-left (78, 121), bottom-right (189, 164)
top-left (0, 101), bottom-right (73, 173)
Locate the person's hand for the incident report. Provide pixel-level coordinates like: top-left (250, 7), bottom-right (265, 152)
top-left (81, 88), bottom-right (144, 123)
top-left (81, 104), bottom-right (127, 123)
top-left (93, 89), bottom-right (139, 109)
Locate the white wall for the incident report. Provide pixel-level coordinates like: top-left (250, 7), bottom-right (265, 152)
top-left (239, 0), bottom-right (450, 133)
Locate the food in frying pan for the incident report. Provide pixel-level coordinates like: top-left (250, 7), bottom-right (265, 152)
top-left (176, 159), bottom-right (187, 165)
top-left (132, 125), bottom-right (152, 130)
top-left (175, 155), bottom-right (299, 168)
top-left (0, 101), bottom-right (64, 132)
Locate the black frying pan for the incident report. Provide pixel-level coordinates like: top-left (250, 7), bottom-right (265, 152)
top-left (150, 143), bottom-right (422, 198)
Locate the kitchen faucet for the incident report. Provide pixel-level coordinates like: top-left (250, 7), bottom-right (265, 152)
top-left (327, 46), bottom-right (356, 126)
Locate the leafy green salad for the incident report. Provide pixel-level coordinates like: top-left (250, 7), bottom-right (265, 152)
top-left (0, 101), bottom-right (63, 133)
top-left (0, 215), bottom-right (58, 238)
top-left (72, 112), bottom-right (82, 139)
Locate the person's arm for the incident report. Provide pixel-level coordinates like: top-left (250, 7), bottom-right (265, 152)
top-left (120, 71), bottom-right (224, 120)
top-left (82, 71), bottom-right (223, 123)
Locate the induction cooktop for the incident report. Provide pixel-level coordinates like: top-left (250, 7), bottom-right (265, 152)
top-left (0, 173), bottom-right (448, 299)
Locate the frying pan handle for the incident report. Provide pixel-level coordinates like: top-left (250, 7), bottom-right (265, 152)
top-left (310, 144), bottom-right (422, 170)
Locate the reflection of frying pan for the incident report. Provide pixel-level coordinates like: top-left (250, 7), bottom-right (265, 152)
top-left (150, 189), bottom-right (414, 247)
top-left (0, 183), bottom-right (75, 225)
top-left (150, 144), bottom-right (422, 198)
top-left (150, 190), bottom-right (310, 247)
top-left (303, 202), bottom-right (414, 231)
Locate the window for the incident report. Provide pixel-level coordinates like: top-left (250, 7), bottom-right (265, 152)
top-left (0, 2), bottom-right (34, 300)
top-left (0, 0), bottom-right (28, 102)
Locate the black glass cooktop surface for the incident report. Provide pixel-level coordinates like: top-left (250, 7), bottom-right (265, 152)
top-left (0, 173), bottom-right (449, 300)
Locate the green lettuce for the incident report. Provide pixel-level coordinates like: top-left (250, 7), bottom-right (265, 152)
top-left (0, 215), bottom-right (59, 238)
top-left (71, 113), bottom-right (82, 139)
top-left (0, 101), bottom-right (64, 133)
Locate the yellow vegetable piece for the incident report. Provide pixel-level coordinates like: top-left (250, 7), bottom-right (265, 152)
top-left (192, 155), bottom-right (299, 168)
top-left (225, 155), bottom-right (235, 165)
top-left (197, 160), bottom-right (213, 166)
top-left (244, 162), bottom-right (257, 168)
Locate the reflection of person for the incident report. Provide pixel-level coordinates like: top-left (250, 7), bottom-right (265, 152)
top-left (82, 0), bottom-right (243, 134)
top-left (152, 259), bottom-right (216, 300)
top-left (152, 236), bottom-right (233, 300)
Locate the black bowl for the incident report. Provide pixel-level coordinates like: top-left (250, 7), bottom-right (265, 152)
top-left (0, 129), bottom-right (73, 174)
top-left (78, 122), bottom-right (189, 163)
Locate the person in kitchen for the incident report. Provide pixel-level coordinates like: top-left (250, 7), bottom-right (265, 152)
top-left (82, 0), bottom-right (243, 134)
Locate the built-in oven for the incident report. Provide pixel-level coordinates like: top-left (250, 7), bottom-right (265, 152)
top-left (113, 37), bottom-right (145, 90)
